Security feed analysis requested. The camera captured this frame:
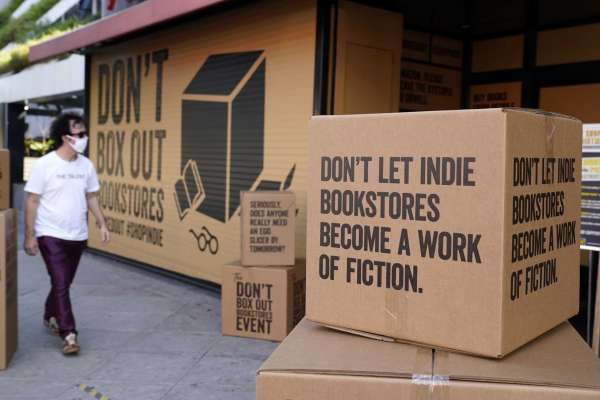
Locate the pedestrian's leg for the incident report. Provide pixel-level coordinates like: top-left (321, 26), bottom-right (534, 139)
top-left (39, 237), bottom-right (61, 324)
top-left (38, 237), bottom-right (79, 338)
top-left (62, 240), bottom-right (86, 335)
top-left (66, 240), bottom-right (85, 284)
top-left (43, 288), bottom-right (55, 322)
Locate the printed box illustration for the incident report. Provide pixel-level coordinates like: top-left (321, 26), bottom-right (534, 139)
top-left (240, 191), bottom-right (296, 266)
top-left (177, 50), bottom-right (266, 222)
top-left (257, 319), bottom-right (600, 400)
top-left (307, 109), bottom-right (581, 357)
top-left (0, 209), bottom-right (17, 369)
top-left (221, 260), bottom-right (305, 341)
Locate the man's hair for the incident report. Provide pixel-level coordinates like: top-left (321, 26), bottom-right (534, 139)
top-left (49, 113), bottom-right (85, 150)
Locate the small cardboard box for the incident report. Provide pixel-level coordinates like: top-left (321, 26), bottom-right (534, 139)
top-left (257, 319), bottom-right (600, 400)
top-left (0, 150), bottom-right (9, 210)
top-left (241, 191), bottom-right (295, 266)
top-left (221, 260), bottom-right (305, 341)
top-left (307, 109), bottom-right (582, 357)
top-left (0, 209), bottom-right (17, 369)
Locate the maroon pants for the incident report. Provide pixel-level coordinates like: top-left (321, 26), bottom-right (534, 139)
top-left (38, 236), bottom-right (86, 338)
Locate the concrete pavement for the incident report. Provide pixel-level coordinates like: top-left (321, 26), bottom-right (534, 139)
top-left (0, 212), bottom-right (276, 399)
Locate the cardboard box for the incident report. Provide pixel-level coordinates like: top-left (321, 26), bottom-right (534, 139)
top-left (222, 260), bottom-right (305, 341)
top-left (0, 150), bottom-right (9, 210)
top-left (0, 209), bottom-right (17, 369)
top-left (307, 109), bottom-right (581, 357)
top-left (257, 319), bottom-right (600, 399)
top-left (241, 191), bottom-right (295, 266)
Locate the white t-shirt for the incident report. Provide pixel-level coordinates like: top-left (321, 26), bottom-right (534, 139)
top-left (24, 151), bottom-right (100, 241)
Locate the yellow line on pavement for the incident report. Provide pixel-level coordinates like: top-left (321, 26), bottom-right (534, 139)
top-left (77, 384), bottom-right (111, 400)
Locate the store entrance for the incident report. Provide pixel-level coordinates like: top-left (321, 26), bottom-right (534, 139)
top-left (326, 0), bottom-right (600, 352)
top-left (6, 92), bottom-right (84, 209)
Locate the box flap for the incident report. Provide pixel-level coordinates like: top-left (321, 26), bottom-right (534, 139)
top-left (502, 107), bottom-right (581, 121)
top-left (435, 323), bottom-right (600, 390)
top-left (258, 319), bottom-right (430, 379)
top-left (322, 322), bottom-right (501, 357)
top-left (322, 323), bottom-right (396, 342)
top-left (310, 108), bottom-right (580, 122)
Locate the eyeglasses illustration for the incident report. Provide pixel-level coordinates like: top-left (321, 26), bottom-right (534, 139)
top-left (189, 226), bottom-right (219, 255)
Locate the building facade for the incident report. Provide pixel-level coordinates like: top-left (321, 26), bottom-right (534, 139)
top-left (27, 0), bottom-right (600, 350)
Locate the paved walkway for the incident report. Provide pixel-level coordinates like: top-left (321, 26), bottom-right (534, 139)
top-left (0, 213), bottom-right (276, 399)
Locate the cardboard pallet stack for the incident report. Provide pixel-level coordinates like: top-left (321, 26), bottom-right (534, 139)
top-left (257, 109), bottom-right (600, 398)
top-left (221, 191), bottom-right (305, 341)
top-left (0, 149), bottom-right (17, 370)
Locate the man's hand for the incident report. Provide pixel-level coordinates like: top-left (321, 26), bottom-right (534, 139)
top-left (99, 223), bottom-right (110, 245)
top-left (24, 192), bottom-right (40, 256)
top-left (87, 192), bottom-right (110, 245)
top-left (24, 236), bottom-right (38, 256)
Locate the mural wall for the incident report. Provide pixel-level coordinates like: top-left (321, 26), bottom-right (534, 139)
top-left (88, 0), bottom-right (316, 283)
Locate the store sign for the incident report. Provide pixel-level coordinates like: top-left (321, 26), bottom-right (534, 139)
top-left (400, 61), bottom-right (461, 111)
top-left (470, 82), bottom-right (522, 108)
top-left (402, 30), bottom-right (462, 68)
top-left (88, 0), bottom-right (316, 283)
top-left (581, 124), bottom-right (600, 251)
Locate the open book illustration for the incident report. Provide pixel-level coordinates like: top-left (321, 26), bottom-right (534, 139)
top-left (174, 159), bottom-right (206, 220)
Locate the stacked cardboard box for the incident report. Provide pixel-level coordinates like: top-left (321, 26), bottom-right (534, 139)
top-left (239, 191), bottom-right (296, 267)
top-left (257, 109), bottom-right (599, 398)
top-left (0, 150), bottom-right (15, 369)
top-left (0, 150), bottom-right (9, 210)
top-left (221, 191), bottom-right (305, 341)
top-left (257, 319), bottom-right (600, 399)
top-left (0, 208), bottom-right (17, 370)
top-left (307, 108), bottom-right (581, 357)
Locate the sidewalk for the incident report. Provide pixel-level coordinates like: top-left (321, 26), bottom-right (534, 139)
top-left (0, 213), bottom-right (277, 400)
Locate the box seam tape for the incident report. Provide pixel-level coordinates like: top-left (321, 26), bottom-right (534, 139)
top-left (412, 348), bottom-right (450, 399)
top-left (411, 374), bottom-right (450, 385)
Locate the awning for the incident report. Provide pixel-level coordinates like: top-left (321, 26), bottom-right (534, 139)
top-left (29, 0), bottom-right (229, 63)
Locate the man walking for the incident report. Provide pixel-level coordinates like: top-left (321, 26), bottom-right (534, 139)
top-left (24, 113), bottom-right (110, 355)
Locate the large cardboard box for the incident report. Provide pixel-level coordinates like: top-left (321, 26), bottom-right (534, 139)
top-left (0, 150), bottom-right (9, 210)
top-left (307, 109), bottom-right (582, 357)
top-left (241, 191), bottom-right (296, 266)
top-left (221, 260), bottom-right (305, 341)
top-left (257, 319), bottom-right (600, 399)
top-left (0, 209), bottom-right (17, 369)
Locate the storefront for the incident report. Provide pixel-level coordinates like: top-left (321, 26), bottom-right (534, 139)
top-left (29, 0), bottom-right (600, 350)
top-left (6, 93), bottom-right (84, 185)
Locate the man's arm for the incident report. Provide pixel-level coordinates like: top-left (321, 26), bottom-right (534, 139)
top-left (24, 193), bottom-right (40, 255)
top-left (87, 191), bottom-right (110, 244)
